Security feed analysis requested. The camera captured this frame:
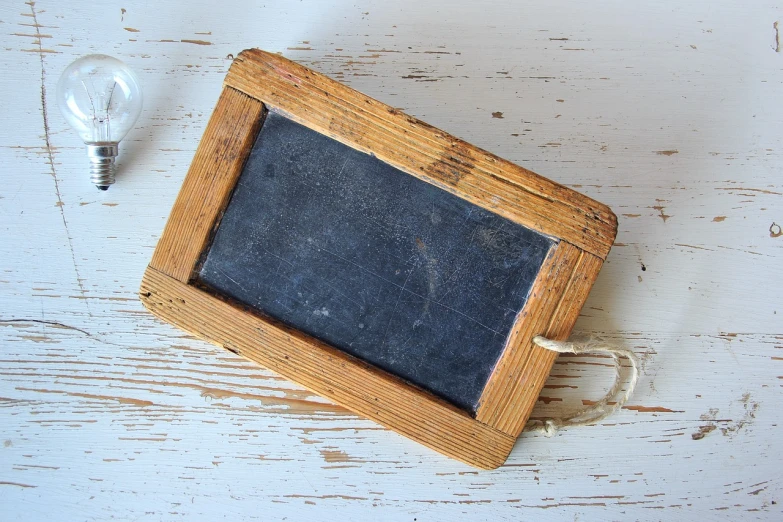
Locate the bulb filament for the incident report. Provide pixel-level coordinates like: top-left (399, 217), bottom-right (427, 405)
top-left (82, 80), bottom-right (118, 143)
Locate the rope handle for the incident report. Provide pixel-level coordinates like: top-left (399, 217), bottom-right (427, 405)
top-left (525, 336), bottom-right (640, 437)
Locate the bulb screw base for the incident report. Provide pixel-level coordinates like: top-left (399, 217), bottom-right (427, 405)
top-left (86, 143), bottom-right (119, 190)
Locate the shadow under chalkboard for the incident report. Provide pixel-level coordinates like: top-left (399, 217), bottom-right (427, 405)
top-left (197, 111), bottom-right (555, 413)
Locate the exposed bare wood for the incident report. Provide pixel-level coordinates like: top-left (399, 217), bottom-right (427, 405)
top-left (149, 87), bottom-right (264, 282)
top-left (476, 242), bottom-right (584, 434)
top-left (510, 251), bottom-right (605, 433)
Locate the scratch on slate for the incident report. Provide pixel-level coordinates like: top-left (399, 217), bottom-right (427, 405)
top-left (319, 276), bottom-right (365, 309)
top-left (337, 158), bottom-right (350, 176)
top-left (319, 246), bottom-right (501, 334)
top-left (216, 267), bottom-right (246, 292)
top-left (28, 0), bottom-right (92, 316)
top-left (261, 247), bottom-right (295, 268)
top-left (380, 262), bottom-right (416, 348)
top-left (775, 21), bottom-right (781, 53)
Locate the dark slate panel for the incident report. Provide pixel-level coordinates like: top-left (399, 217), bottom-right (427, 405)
top-left (198, 111), bottom-right (555, 413)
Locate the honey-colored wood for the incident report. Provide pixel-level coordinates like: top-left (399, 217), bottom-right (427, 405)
top-left (513, 251), bottom-right (605, 430)
top-left (149, 86), bottom-right (265, 282)
top-left (476, 242), bottom-right (581, 434)
top-left (224, 49), bottom-right (617, 260)
top-left (140, 50), bottom-right (618, 468)
top-left (140, 266), bottom-right (515, 469)
top-left (476, 244), bottom-right (605, 436)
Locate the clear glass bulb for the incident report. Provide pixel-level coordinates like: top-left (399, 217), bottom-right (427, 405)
top-left (57, 54), bottom-right (143, 190)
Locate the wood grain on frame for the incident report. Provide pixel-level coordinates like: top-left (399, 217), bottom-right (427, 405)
top-left (476, 246), bottom-right (606, 436)
top-left (224, 49), bottom-right (617, 260)
top-left (149, 87), bottom-right (265, 282)
top-left (140, 51), bottom-right (617, 468)
top-left (140, 266), bottom-right (516, 469)
top-left (476, 242), bottom-right (583, 434)
top-left (511, 251), bottom-right (605, 433)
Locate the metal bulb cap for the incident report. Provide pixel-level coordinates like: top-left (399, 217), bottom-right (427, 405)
top-left (86, 143), bottom-right (119, 190)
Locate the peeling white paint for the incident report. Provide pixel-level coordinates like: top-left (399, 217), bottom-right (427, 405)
top-left (0, 0), bottom-right (781, 519)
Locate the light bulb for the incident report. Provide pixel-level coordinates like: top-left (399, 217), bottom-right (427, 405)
top-left (57, 54), bottom-right (143, 190)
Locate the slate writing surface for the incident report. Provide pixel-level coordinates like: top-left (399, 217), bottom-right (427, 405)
top-left (198, 111), bottom-right (555, 413)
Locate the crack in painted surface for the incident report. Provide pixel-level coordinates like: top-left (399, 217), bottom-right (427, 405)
top-left (27, 0), bottom-right (91, 316)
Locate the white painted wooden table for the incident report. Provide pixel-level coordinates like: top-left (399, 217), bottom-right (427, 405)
top-left (2, 1), bottom-right (781, 519)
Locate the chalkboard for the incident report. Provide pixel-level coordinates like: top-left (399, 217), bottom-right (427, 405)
top-left (143, 52), bottom-right (617, 466)
top-left (197, 111), bottom-right (555, 413)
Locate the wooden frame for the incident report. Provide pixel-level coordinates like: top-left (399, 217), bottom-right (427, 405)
top-left (140, 49), bottom-right (617, 469)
